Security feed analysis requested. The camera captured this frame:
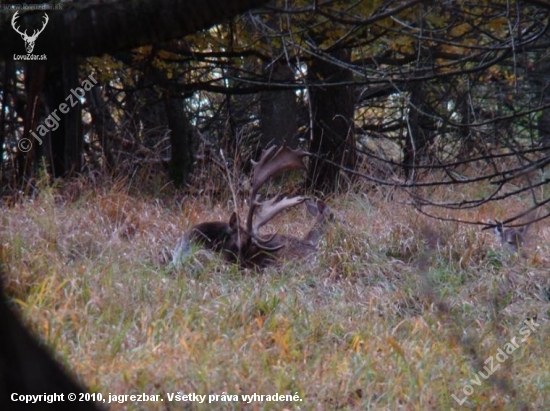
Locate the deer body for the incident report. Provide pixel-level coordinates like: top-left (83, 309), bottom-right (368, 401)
top-left (244, 236), bottom-right (316, 267)
top-left (172, 213), bottom-right (248, 265)
top-left (186, 213), bottom-right (244, 262)
top-left (243, 200), bottom-right (333, 267)
top-left (492, 206), bottom-right (543, 254)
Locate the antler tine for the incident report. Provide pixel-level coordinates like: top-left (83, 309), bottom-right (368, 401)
top-left (250, 235), bottom-right (284, 252)
top-left (11, 11), bottom-right (26, 36)
top-left (251, 144), bottom-right (309, 191)
top-left (253, 196), bottom-right (306, 233)
top-left (246, 144), bottom-right (310, 235)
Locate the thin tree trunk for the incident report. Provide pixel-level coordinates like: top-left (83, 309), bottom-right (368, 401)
top-left (62, 57), bottom-right (83, 175)
top-left (165, 98), bottom-right (194, 188)
top-left (43, 59), bottom-right (82, 178)
top-left (403, 80), bottom-right (434, 180)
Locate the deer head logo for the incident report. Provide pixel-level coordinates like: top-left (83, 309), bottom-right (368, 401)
top-left (11, 11), bottom-right (49, 54)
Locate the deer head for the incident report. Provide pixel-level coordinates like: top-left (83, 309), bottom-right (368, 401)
top-left (303, 199), bottom-right (334, 246)
top-left (179, 144), bottom-right (311, 267)
top-left (12, 11), bottom-right (49, 54)
top-left (185, 212), bottom-right (247, 263)
top-left (494, 221), bottom-right (529, 254)
top-left (490, 206), bottom-right (543, 255)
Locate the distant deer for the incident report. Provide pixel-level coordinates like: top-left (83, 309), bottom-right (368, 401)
top-left (174, 145), bottom-right (334, 268)
top-left (493, 221), bottom-right (530, 254)
top-left (492, 205), bottom-right (544, 254)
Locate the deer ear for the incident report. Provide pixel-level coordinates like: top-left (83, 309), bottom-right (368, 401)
top-left (305, 200), bottom-right (319, 216)
top-left (519, 225), bottom-right (528, 235)
top-left (229, 212), bottom-right (239, 230)
top-left (493, 222), bottom-right (504, 238)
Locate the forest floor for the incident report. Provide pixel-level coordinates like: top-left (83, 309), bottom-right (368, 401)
top-left (1, 177), bottom-right (549, 410)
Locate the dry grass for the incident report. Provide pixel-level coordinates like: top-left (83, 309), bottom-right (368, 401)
top-left (1, 178), bottom-right (550, 410)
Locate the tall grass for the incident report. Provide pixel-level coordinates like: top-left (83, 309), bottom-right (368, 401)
top-left (1, 178), bottom-right (549, 410)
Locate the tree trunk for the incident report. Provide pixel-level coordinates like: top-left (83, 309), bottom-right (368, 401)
top-left (165, 98), bottom-right (194, 188)
top-left (403, 80), bottom-right (434, 180)
top-left (454, 91), bottom-right (475, 160)
top-left (44, 59), bottom-right (82, 178)
top-left (529, 60), bottom-right (550, 145)
top-left (0, 61), bottom-right (13, 185)
top-left (307, 49), bottom-right (355, 193)
top-left (88, 87), bottom-right (117, 171)
top-left (61, 57), bottom-right (83, 175)
top-left (18, 62), bottom-right (46, 185)
top-left (260, 59), bottom-right (298, 148)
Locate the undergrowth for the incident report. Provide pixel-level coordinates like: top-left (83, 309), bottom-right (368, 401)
top-left (1, 177), bottom-right (549, 410)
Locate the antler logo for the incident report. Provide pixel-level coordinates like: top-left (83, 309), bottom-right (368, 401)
top-left (11, 11), bottom-right (49, 54)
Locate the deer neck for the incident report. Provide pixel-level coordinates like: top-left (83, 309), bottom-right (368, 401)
top-left (303, 218), bottom-right (326, 245)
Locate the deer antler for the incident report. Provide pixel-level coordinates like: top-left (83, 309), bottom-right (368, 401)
top-left (251, 145), bottom-right (309, 191)
top-left (12, 12), bottom-right (49, 39)
top-left (245, 144), bottom-right (309, 250)
top-left (11, 12), bottom-right (24, 36)
top-left (253, 195), bottom-right (306, 233)
top-left (35, 13), bottom-right (49, 37)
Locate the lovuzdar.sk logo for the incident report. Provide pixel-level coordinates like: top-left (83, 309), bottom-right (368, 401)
top-left (11, 11), bottom-right (49, 60)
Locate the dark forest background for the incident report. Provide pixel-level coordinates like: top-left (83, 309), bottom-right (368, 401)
top-left (1, 0), bottom-right (550, 225)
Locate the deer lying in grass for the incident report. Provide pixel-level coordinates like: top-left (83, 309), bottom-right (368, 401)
top-left (174, 145), bottom-right (333, 268)
top-left (492, 205), bottom-right (544, 254)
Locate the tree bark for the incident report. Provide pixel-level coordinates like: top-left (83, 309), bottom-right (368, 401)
top-left (18, 62), bottom-right (46, 184)
top-left (165, 98), bottom-right (194, 188)
top-left (43, 59), bottom-right (82, 178)
top-left (307, 49), bottom-right (356, 193)
top-left (61, 57), bottom-right (83, 175)
top-left (403, 80), bottom-right (434, 180)
top-left (88, 87), bottom-right (117, 171)
top-left (260, 61), bottom-right (298, 148)
top-left (528, 60), bottom-right (550, 145)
